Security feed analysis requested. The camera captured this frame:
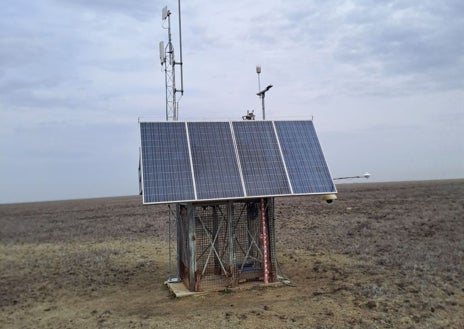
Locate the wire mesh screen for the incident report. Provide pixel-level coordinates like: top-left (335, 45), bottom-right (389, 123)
top-left (234, 202), bottom-right (263, 284)
top-left (176, 199), bottom-right (276, 292)
top-left (194, 204), bottom-right (232, 291)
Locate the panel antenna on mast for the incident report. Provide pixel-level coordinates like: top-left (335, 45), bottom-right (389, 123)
top-left (159, 2), bottom-right (184, 121)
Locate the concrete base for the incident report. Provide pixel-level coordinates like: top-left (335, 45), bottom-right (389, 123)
top-left (165, 275), bottom-right (292, 298)
top-left (164, 281), bottom-right (208, 298)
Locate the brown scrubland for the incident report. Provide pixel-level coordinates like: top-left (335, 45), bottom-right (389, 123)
top-left (1, 179), bottom-right (463, 328)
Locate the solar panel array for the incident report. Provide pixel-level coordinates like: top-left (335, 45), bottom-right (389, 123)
top-left (140, 120), bottom-right (336, 204)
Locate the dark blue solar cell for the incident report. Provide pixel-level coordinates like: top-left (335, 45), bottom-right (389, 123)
top-left (232, 121), bottom-right (291, 197)
top-left (188, 122), bottom-right (244, 200)
top-left (140, 120), bottom-right (335, 204)
top-left (274, 121), bottom-right (336, 194)
top-left (140, 122), bottom-right (195, 204)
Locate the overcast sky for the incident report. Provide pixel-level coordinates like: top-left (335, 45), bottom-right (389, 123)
top-left (1, 0), bottom-right (463, 203)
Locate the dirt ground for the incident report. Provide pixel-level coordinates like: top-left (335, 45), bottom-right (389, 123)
top-left (0, 179), bottom-right (463, 329)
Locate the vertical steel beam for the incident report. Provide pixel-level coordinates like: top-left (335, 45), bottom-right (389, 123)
top-left (267, 198), bottom-right (277, 282)
top-left (213, 206), bottom-right (221, 275)
top-left (227, 201), bottom-right (236, 287)
top-left (187, 204), bottom-right (196, 291)
top-left (176, 204), bottom-right (183, 281)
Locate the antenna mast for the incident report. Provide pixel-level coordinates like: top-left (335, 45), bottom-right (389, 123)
top-left (159, 2), bottom-right (185, 284)
top-left (160, 2), bottom-right (184, 121)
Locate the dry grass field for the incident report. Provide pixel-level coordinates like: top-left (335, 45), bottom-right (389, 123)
top-left (1, 180), bottom-right (463, 328)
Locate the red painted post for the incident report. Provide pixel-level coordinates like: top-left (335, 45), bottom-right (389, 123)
top-left (260, 198), bottom-right (269, 284)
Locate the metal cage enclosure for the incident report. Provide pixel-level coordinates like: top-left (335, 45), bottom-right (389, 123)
top-left (176, 198), bottom-right (277, 292)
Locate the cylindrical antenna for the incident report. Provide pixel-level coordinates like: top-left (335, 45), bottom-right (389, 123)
top-left (159, 41), bottom-right (165, 64)
top-left (178, 0), bottom-right (184, 95)
top-left (256, 65), bottom-right (261, 92)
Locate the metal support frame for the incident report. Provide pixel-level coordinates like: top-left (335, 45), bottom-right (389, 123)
top-left (187, 204), bottom-right (196, 291)
top-left (174, 199), bottom-right (275, 292)
top-left (167, 204), bottom-right (180, 282)
top-left (227, 201), bottom-right (236, 286)
top-left (176, 204), bottom-right (183, 281)
top-left (267, 198), bottom-right (277, 282)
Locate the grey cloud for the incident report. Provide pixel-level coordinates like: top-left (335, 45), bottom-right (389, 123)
top-left (0, 0), bottom-right (159, 119)
top-left (332, 1), bottom-right (464, 91)
top-left (247, 1), bottom-right (464, 95)
top-left (53, 0), bottom-right (156, 20)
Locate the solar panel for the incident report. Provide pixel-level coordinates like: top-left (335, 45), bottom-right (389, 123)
top-left (188, 122), bottom-right (244, 200)
top-left (139, 120), bottom-right (336, 204)
top-left (140, 122), bottom-right (195, 203)
top-left (274, 121), bottom-right (336, 194)
top-left (232, 121), bottom-right (291, 197)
